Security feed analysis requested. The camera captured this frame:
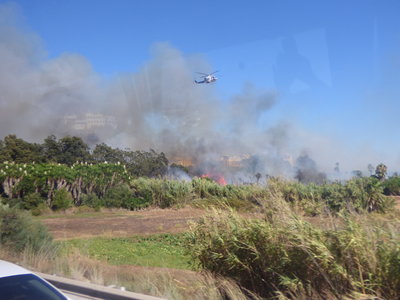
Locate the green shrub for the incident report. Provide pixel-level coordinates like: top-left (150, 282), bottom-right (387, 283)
top-left (52, 188), bottom-right (73, 211)
top-left (21, 192), bottom-right (45, 210)
top-left (382, 176), bottom-right (400, 195)
top-left (347, 177), bottom-right (394, 213)
top-left (103, 184), bottom-right (149, 210)
top-left (0, 205), bottom-right (54, 253)
top-left (130, 179), bottom-right (153, 207)
top-left (73, 205), bottom-right (95, 213)
top-left (31, 202), bottom-right (49, 216)
top-left (81, 192), bottom-right (103, 210)
top-left (123, 197), bottom-right (150, 210)
top-left (0, 193), bottom-right (47, 215)
top-left (103, 184), bottom-right (130, 208)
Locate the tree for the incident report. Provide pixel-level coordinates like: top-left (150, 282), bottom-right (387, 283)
top-left (92, 143), bottom-right (124, 163)
top-left (375, 163), bottom-right (388, 181)
top-left (1, 135), bottom-right (43, 163)
top-left (360, 177), bottom-right (388, 212)
top-left (126, 149), bottom-right (168, 177)
top-left (42, 135), bottom-right (61, 163)
top-left (57, 136), bottom-right (90, 165)
top-left (0, 140), bottom-right (10, 162)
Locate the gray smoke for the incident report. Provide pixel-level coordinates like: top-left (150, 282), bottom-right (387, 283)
top-left (0, 3), bottom-right (104, 140)
top-left (0, 3), bottom-right (391, 181)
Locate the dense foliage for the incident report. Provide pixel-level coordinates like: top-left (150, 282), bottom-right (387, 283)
top-left (0, 134), bottom-right (168, 176)
top-left (382, 176), bottom-right (400, 196)
top-left (0, 161), bottom-right (130, 210)
top-left (1, 160), bottom-right (399, 215)
top-left (274, 176), bottom-right (395, 214)
top-left (186, 208), bottom-right (400, 299)
top-left (0, 203), bottom-right (54, 253)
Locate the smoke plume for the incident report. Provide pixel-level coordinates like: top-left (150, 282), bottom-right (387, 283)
top-left (0, 3), bottom-right (390, 182)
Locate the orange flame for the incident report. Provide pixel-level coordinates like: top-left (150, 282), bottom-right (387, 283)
top-left (201, 173), bottom-right (227, 185)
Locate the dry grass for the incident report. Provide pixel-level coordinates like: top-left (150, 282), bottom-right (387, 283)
top-left (40, 207), bottom-right (205, 240)
top-left (1, 245), bottom-right (254, 300)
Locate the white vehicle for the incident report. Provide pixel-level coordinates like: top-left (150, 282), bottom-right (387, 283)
top-left (0, 260), bottom-right (70, 300)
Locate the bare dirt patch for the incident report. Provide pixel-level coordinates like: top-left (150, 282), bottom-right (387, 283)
top-left (40, 207), bottom-right (206, 240)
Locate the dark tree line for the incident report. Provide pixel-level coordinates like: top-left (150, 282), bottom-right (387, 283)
top-left (0, 135), bottom-right (168, 178)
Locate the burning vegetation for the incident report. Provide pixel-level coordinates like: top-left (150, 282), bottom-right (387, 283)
top-left (2, 133), bottom-right (400, 300)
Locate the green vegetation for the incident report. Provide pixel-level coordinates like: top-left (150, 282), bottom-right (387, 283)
top-left (2, 134), bottom-right (400, 299)
top-left (0, 203), bottom-right (55, 253)
top-left (2, 173), bottom-right (400, 299)
top-left (0, 161), bottom-right (129, 211)
top-left (63, 234), bottom-right (191, 269)
top-left (186, 207), bottom-right (400, 299)
top-left (1, 161), bottom-right (399, 216)
top-left (2, 134), bottom-right (400, 217)
top-left (52, 188), bottom-right (73, 211)
top-left (382, 176), bottom-right (400, 195)
top-left (274, 176), bottom-right (395, 214)
top-left (374, 163), bottom-right (388, 180)
top-left (0, 134), bottom-right (168, 175)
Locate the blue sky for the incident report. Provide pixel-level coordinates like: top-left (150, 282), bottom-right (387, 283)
top-left (1, 0), bottom-right (400, 173)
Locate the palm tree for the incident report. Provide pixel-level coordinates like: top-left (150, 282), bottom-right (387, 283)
top-left (375, 163), bottom-right (387, 180)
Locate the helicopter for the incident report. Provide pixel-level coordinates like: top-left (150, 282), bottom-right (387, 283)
top-left (194, 71), bottom-right (219, 84)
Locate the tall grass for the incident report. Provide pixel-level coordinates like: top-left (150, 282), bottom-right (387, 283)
top-left (127, 176), bottom-right (395, 215)
top-left (131, 178), bottom-right (193, 208)
top-left (130, 177), bottom-right (269, 211)
top-left (186, 194), bottom-right (400, 299)
top-left (270, 177), bottom-right (395, 215)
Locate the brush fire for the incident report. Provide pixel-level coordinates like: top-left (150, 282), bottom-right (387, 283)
top-left (201, 173), bottom-right (227, 185)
